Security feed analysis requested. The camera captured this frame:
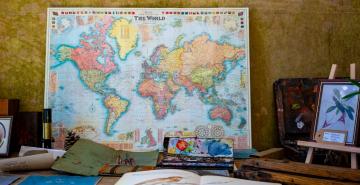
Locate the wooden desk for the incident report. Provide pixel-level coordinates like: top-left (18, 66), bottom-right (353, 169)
top-left (1, 160), bottom-right (245, 185)
top-left (297, 140), bottom-right (360, 169)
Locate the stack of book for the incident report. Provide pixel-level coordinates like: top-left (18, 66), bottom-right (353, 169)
top-left (157, 137), bottom-right (234, 170)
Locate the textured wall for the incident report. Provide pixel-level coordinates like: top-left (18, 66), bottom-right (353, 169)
top-left (1, 0), bottom-right (360, 150)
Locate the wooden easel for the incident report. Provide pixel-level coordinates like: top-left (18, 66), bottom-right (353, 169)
top-left (297, 63), bottom-right (360, 169)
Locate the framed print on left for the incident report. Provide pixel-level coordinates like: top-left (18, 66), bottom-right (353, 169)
top-left (0, 116), bottom-right (13, 156)
top-left (313, 80), bottom-right (360, 145)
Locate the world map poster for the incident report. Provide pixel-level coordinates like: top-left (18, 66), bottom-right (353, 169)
top-left (44, 8), bottom-right (251, 151)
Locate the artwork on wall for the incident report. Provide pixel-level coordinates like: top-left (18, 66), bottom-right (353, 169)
top-left (0, 116), bottom-right (13, 156)
top-left (44, 8), bottom-right (251, 150)
top-left (166, 137), bottom-right (233, 157)
top-left (313, 80), bottom-right (360, 145)
top-left (274, 78), bottom-right (321, 145)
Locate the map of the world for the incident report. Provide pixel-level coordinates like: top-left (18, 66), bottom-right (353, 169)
top-left (45, 8), bottom-right (251, 150)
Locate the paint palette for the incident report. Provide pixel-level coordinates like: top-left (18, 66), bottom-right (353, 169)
top-left (158, 137), bottom-right (234, 170)
top-left (166, 137), bottom-right (234, 157)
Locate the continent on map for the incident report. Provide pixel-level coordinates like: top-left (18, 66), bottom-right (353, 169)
top-left (79, 70), bottom-right (106, 93)
top-left (104, 94), bottom-right (129, 134)
top-left (109, 18), bottom-right (138, 60)
top-left (209, 106), bottom-right (233, 125)
top-left (138, 34), bottom-right (245, 123)
top-left (137, 78), bottom-right (177, 119)
top-left (57, 43), bottom-right (115, 95)
top-left (55, 16), bottom-right (130, 135)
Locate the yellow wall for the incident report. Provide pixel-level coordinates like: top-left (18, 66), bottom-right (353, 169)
top-left (1, 0), bottom-right (360, 150)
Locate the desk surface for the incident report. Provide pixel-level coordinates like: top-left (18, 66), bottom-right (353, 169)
top-left (0, 152), bottom-right (247, 184)
top-left (1, 160), bottom-right (245, 185)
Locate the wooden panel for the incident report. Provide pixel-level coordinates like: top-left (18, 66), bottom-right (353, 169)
top-left (251, 148), bottom-right (284, 159)
top-left (240, 158), bottom-right (360, 182)
top-left (237, 169), bottom-right (359, 185)
top-left (0, 99), bottom-right (19, 116)
top-left (297, 140), bottom-right (360, 153)
top-left (10, 112), bottom-right (43, 153)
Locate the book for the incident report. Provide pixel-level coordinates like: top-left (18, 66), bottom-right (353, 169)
top-left (115, 169), bottom-right (280, 185)
top-left (51, 139), bottom-right (159, 176)
top-left (19, 175), bottom-right (100, 185)
top-left (157, 137), bottom-right (234, 170)
top-left (0, 175), bottom-right (20, 185)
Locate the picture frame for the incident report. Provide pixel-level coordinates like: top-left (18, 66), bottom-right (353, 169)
top-left (0, 116), bottom-right (13, 156)
top-left (313, 80), bottom-right (360, 145)
top-left (274, 78), bottom-right (321, 145)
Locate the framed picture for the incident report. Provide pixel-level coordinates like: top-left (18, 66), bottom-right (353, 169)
top-left (0, 116), bottom-right (13, 156)
top-left (274, 78), bottom-right (321, 145)
top-left (313, 80), bottom-right (360, 145)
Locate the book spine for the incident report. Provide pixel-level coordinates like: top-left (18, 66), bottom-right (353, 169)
top-left (42, 109), bottom-right (52, 148)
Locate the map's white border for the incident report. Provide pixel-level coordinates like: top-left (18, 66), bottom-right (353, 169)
top-left (44, 7), bottom-right (252, 148)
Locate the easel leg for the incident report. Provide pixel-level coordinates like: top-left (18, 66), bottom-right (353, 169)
top-left (351, 153), bottom-right (358, 169)
top-left (350, 63), bottom-right (357, 170)
top-left (305, 147), bottom-right (314, 164)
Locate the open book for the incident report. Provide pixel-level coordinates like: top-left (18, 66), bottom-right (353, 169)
top-left (115, 169), bottom-right (280, 185)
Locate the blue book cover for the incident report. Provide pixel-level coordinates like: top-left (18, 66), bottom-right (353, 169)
top-left (0, 175), bottom-right (20, 185)
top-left (19, 176), bottom-right (101, 185)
